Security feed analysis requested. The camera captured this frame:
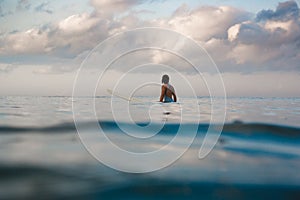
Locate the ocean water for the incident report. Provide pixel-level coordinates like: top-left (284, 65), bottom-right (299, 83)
top-left (0, 96), bottom-right (300, 199)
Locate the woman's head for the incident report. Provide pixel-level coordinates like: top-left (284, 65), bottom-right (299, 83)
top-left (162, 74), bottom-right (169, 84)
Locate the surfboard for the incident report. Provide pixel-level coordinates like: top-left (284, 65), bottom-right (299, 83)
top-left (106, 89), bottom-right (144, 103)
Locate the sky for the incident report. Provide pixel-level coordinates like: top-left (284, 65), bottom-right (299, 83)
top-left (0, 0), bottom-right (300, 97)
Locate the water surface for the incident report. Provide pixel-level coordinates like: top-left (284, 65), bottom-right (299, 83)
top-left (0, 96), bottom-right (300, 199)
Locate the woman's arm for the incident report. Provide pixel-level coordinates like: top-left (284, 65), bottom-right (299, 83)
top-left (173, 92), bottom-right (177, 102)
top-left (159, 85), bottom-right (166, 102)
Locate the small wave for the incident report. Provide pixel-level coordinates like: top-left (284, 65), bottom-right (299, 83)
top-left (0, 121), bottom-right (299, 139)
top-left (0, 112), bottom-right (30, 117)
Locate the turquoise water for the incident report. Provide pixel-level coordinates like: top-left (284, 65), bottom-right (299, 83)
top-left (0, 96), bottom-right (300, 199)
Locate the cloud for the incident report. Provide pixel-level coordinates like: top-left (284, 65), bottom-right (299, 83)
top-left (0, 2), bottom-right (3, 17)
top-left (0, 28), bottom-right (49, 55)
top-left (0, 0), bottom-right (3, 15)
top-left (0, 63), bottom-right (18, 73)
top-left (0, 14), bottom-right (108, 57)
top-left (90, 0), bottom-right (144, 18)
top-left (0, 0), bottom-right (145, 73)
top-left (35, 2), bottom-right (53, 14)
top-left (0, 0), bottom-right (300, 74)
top-left (57, 13), bottom-right (100, 34)
top-left (256, 0), bottom-right (299, 22)
top-left (0, 0), bottom-right (13, 17)
top-left (165, 5), bottom-right (252, 41)
top-left (16, 0), bottom-right (31, 11)
top-left (48, 13), bottom-right (106, 57)
top-left (0, 0), bottom-right (147, 60)
top-left (216, 1), bottom-right (300, 71)
top-left (154, 1), bottom-right (300, 72)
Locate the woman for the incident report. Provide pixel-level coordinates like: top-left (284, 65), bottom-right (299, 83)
top-left (159, 74), bottom-right (177, 103)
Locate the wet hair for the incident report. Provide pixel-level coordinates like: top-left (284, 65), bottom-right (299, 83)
top-left (162, 74), bottom-right (169, 84)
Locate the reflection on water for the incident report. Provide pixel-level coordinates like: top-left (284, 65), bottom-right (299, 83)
top-left (0, 121), bottom-right (300, 199)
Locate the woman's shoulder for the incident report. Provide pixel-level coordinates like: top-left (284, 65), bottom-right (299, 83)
top-left (168, 84), bottom-right (174, 89)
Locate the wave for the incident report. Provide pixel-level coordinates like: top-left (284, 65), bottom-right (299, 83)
top-left (1, 121), bottom-right (300, 199)
top-left (0, 121), bottom-right (299, 138)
